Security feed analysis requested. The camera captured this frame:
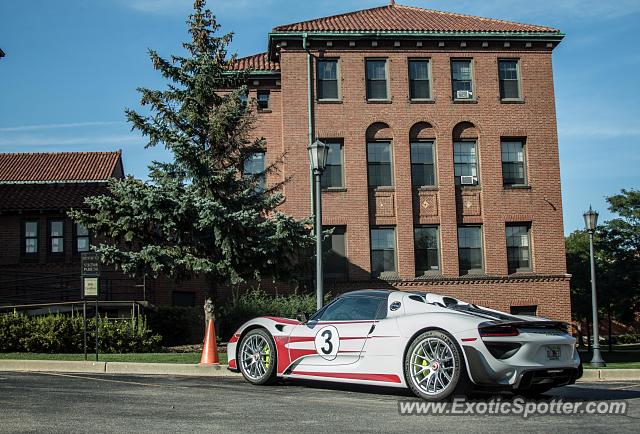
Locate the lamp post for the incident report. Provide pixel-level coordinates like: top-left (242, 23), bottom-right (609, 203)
top-left (308, 140), bottom-right (329, 310)
top-left (583, 206), bottom-right (605, 367)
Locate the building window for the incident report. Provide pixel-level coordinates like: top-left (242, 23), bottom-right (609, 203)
top-left (243, 152), bottom-right (266, 190)
top-left (371, 227), bottom-right (396, 274)
top-left (499, 59), bottom-right (521, 100)
top-left (510, 305), bottom-right (537, 316)
top-left (75, 223), bottom-right (90, 253)
top-left (323, 226), bottom-right (347, 278)
top-left (317, 59), bottom-right (339, 100)
top-left (454, 141), bottom-right (478, 185)
top-left (409, 59), bottom-right (431, 100)
top-left (49, 220), bottom-right (64, 254)
top-left (257, 90), bottom-right (270, 110)
top-left (23, 220), bottom-right (38, 255)
top-left (501, 140), bottom-right (526, 186)
top-left (451, 59), bottom-right (473, 100)
top-left (506, 224), bottom-right (531, 273)
top-left (411, 141), bottom-right (436, 187)
top-left (366, 59), bottom-right (388, 100)
top-left (321, 140), bottom-right (344, 189)
top-left (367, 142), bottom-right (393, 188)
top-left (414, 226), bottom-right (439, 275)
top-left (458, 226), bottom-right (483, 274)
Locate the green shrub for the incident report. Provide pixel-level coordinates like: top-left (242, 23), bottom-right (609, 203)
top-left (0, 312), bottom-right (161, 353)
top-left (217, 288), bottom-right (322, 340)
top-left (147, 306), bottom-right (204, 346)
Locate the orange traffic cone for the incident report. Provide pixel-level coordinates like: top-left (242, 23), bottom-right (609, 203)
top-left (200, 319), bottom-right (220, 364)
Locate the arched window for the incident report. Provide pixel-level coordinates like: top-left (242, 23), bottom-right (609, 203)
top-left (452, 122), bottom-right (479, 186)
top-left (366, 123), bottom-right (393, 188)
top-left (409, 122), bottom-right (436, 187)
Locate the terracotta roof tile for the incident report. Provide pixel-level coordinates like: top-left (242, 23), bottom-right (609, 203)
top-left (0, 151), bottom-right (123, 183)
top-left (272, 4), bottom-right (559, 34)
top-left (228, 53), bottom-right (280, 72)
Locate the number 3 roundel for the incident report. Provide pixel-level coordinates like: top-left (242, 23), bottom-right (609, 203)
top-left (314, 325), bottom-right (339, 360)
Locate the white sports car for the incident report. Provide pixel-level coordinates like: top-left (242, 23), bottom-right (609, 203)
top-left (227, 289), bottom-right (582, 401)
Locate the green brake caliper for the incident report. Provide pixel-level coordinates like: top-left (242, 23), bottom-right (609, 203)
top-left (263, 344), bottom-right (271, 369)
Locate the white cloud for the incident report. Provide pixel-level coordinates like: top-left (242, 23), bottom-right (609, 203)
top-left (0, 135), bottom-right (144, 148)
top-left (0, 121), bottom-right (124, 133)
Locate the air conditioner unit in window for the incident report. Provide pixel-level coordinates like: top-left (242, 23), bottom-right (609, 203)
top-left (460, 175), bottom-right (476, 185)
top-left (456, 90), bottom-right (472, 99)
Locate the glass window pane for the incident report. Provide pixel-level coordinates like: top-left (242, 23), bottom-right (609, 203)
top-left (50, 221), bottom-right (63, 237)
top-left (371, 228), bottom-right (396, 273)
top-left (409, 60), bottom-right (429, 80)
top-left (501, 141), bottom-right (525, 185)
top-left (321, 142), bottom-right (343, 188)
top-left (411, 142), bottom-right (435, 186)
top-left (25, 221), bottom-right (38, 237)
top-left (51, 237), bottom-right (63, 253)
top-left (458, 226), bottom-right (483, 273)
top-left (367, 80), bottom-right (387, 100)
top-left (323, 226), bottom-right (347, 277)
top-left (25, 238), bottom-right (37, 253)
top-left (414, 227), bottom-right (439, 273)
top-left (318, 80), bottom-right (338, 100)
top-left (452, 60), bottom-right (472, 80)
top-left (77, 237), bottom-right (90, 252)
top-left (368, 142), bottom-right (393, 187)
top-left (454, 141), bottom-right (478, 184)
top-left (76, 223), bottom-right (89, 236)
top-left (320, 297), bottom-right (384, 321)
top-left (318, 59), bottom-right (337, 80)
top-left (366, 60), bottom-right (386, 79)
top-left (366, 60), bottom-right (387, 100)
top-left (257, 91), bottom-right (269, 109)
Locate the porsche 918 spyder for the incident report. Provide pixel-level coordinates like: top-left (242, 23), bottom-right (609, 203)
top-left (227, 290), bottom-right (582, 401)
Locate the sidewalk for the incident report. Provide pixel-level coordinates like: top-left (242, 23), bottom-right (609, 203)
top-left (1, 359), bottom-right (639, 381)
top-left (0, 359), bottom-right (240, 377)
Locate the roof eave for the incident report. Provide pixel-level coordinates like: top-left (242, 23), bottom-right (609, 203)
top-left (268, 30), bottom-right (565, 59)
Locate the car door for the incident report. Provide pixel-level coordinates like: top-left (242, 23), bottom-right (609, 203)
top-left (287, 296), bottom-right (386, 367)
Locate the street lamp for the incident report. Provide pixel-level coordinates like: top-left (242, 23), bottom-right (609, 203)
top-left (583, 206), bottom-right (606, 367)
top-left (308, 139), bottom-right (329, 310)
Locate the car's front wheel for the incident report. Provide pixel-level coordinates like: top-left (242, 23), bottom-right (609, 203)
top-left (238, 328), bottom-right (277, 385)
top-left (404, 330), bottom-right (469, 401)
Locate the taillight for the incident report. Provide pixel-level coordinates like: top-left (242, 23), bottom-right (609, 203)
top-left (479, 325), bottom-right (519, 337)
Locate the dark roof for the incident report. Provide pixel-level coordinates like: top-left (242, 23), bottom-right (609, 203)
top-left (228, 52), bottom-right (280, 72)
top-left (0, 151), bottom-right (123, 184)
top-left (0, 183), bottom-right (109, 212)
top-left (272, 3), bottom-right (560, 34)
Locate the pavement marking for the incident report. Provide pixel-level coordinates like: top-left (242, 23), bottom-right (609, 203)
top-left (34, 372), bottom-right (166, 388)
top-left (611, 383), bottom-right (640, 390)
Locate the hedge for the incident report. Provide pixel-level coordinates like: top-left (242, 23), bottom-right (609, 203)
top-left (0, 312), bottom-right (161, 353)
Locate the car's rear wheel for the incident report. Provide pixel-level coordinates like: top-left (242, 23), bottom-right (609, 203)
top-left (238, 328), bottom-right (277, 385)
top-left (404, 330), bottom-right (469, 401)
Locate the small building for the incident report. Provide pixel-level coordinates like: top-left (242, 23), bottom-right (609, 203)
top-left (0, 151), bottom-right (202, 309)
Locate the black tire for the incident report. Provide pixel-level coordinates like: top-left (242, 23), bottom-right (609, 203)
top-left (238, 328), bottom-right (278, 385)
top-left (404, 330), bottom-right (470, 401)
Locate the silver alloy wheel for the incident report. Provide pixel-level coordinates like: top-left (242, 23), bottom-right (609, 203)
top-left (240, 333), bottom-right (271, 381)
top-left (409, 337), bottom-right (456, 395)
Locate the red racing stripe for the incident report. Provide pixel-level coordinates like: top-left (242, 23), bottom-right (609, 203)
top-left (291, 371), bottom-right (401, 383)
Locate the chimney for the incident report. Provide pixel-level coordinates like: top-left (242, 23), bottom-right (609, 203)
top-left (389, 0), bottom-right (395, 5)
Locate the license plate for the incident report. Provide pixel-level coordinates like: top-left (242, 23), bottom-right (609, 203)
top-left (546, 345), bottom-right (561, 360)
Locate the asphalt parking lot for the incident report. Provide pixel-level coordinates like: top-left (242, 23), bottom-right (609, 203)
top-left (1, 373), bottom-right (639, 433)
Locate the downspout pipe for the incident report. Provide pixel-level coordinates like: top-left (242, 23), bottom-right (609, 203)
top-left (304, 33), bottom-right (315, 228)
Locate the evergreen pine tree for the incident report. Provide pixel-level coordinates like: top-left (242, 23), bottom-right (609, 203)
top-left (70, 0), bottom-right (313, 322)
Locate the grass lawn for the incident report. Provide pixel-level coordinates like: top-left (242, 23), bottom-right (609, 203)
top-left (0, 352), bottom-right (228, 365)
top-left (579, 350), bottom-right (640, 369)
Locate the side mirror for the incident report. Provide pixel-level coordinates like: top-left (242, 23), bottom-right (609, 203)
top-left (295, 312), bottom-right (308, 323)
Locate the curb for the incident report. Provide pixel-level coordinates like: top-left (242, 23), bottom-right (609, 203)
top-left (0, 360), bottom-right (241, 377)
top-left (578, 368), bottom-right (640, 382)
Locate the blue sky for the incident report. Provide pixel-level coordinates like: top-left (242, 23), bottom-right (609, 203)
top-left (0, 0), bottom-right (638, 233)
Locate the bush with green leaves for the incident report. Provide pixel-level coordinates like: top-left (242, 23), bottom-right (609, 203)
top-left (0, 312), bottom-right (161, 353)
top-left (217, 288), bottom-right (324, 340)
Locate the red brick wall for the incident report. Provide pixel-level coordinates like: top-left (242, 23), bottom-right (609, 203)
top-left (247, 40), bottom-right (570, 322)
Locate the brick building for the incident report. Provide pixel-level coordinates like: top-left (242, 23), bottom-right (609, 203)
top-left (0, 151), bottom-right (203, 308)
top-left (229, 2), bottom-right (571, 321)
